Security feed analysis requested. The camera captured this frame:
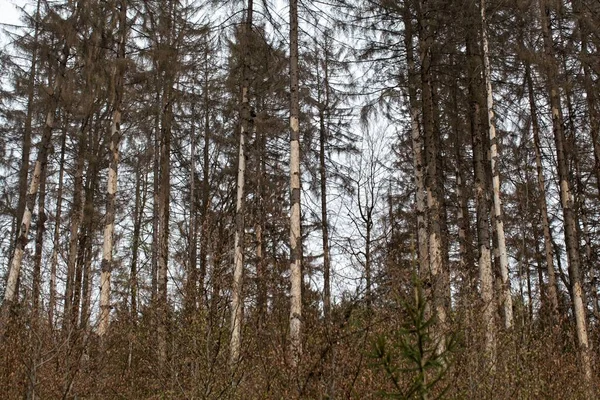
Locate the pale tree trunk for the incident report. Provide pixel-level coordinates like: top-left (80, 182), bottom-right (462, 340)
top-left (538, 0), bottom-right (592, 384)
top-left (480, 0), bottom-right (513, 329)
top-left (524, 62), bottom-right (559, 321)
top-left (1, 43), bottom-right (70, 333)
top-left (416, 0), bottom-right (447, 354)
top-left (28, 1), bottom-right (43, 312)
top-left (230, 0), bottom-right (253, 365)
top-left (27, 137), bottom-right (48, 400)
top-left (289, 0), bottom-right (303, 368)
top-left (71, 14), bottom-right (104, 332)
top-left (99, 0), bottom-right (127, 338)
top-left (15, 0), bottom-right (42, 265)
top-left (466, 22), bottom-right (496, 368)
top-left (402, 4), bottom-right (428, 276)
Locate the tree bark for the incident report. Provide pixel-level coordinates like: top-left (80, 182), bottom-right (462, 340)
top-left (466, 14), bottom-right (497, 368)
top-left (317, 41), bottom-right (332, 324)
top-left (537, 0), bottom-right (592, 383)
top-left (402, 3), bottom-right (428, 277)
top-left (449, 55), bottom-right (476, 298)
top-left (49, 122), bottom-right (68, 328)
top-left (63, 127), bottom-right (87, 333)
top-left (230, 0), bottom-right (253, 365)
top-left (15, 0), bottom-right (42, 265)
top-left (524, 62), bottom-right (559, 322)
top-left (1, 42), bottom-right (70, 332)
top-left (130, 163), bottom-right (146, 321)
top-left (185, 100), bottom-right (198, 317)
top-left (480, 0), bottom-right (513, 329)
top-left (31, 158), bottom-right (47, 317)
top-left (416, 0), bottom-right (447, 354)
top-left (288, 0), bottom-right (303, 368)
top-left (99, 0), bottom-right (127, 338)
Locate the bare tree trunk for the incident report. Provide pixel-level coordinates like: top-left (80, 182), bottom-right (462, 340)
top-left (416, 0), bottom-right (447, 354)
top-left (572, 0), bottom-right (600, 203)
top-left (77, 134), bottom-right (101, 332)
top-left (317, 52), bottom-right (332, 325)
top-left (185, 101), bottom-right (198, 317)
top-left (31, 162), bottom-right (47, 319)
top-left (256, 128), bottom-right (267, 324)
top-left (524, 61), bottom-right (559, 322)
top-left (99, 0), bottom-right (126, 338)
top-left (230, 0), bottom-right (253, 365)
top-left (480, 0), bottom-right (513, 329)
top-left (157, 91), bottom-right (173, 370)
top-left (15, 0), bottom-right (42, 265)
top-left (151, 115), bottom-right (160, 304)
top-left (199, 54), bottom-right (211, 307)
top-left (130, 162), bottom-right (147, 320)
top-left (288, 0), bottom-right (303, 368)
top-left (64, 129), bottom-right (87, 333)
top-left (537, 0), bottom-right (592, 384)
top-left (466, 21), bottom-right (496, 368)
top-left (449, 56), bottom-right (476, 297)
top-left (402, 4), bottom-right (428, 276)
top-left (49, 123), bottom-right (68, 328)
top-left (1, 42), bottom-right (70, 332)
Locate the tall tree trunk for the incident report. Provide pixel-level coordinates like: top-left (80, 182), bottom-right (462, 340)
top-left (524, 61), bottom-right (559, 322)
top-left (130, 161), bottom-right (147, 321)
top-left (480, 0), bottom-right (513, 329)
top-left (185, 101), bottom-right (198, 318)
top-left (151, 114), bottom-right (160, 304)
top-left (572, 0), bottom-right (600, 202)
top-left (199, 54), bottom-right (211, 308)
top-left (1, 42), bottom-right (70, 332)
top-left (64, 128), bottom-right (88, 333)
top-left (537, 0), bottom-right (592, 383)
top-left (230, 0), bottom-right (253, 365)
top-left (288, 0), bottom-right (303, 368)
top-left (402, 3), bottom-right (428, 277)
top-left (466, 15), bottom-right (496, 368)
top-left (155, 1), bottom-right (178, 371)
top-left (49, 122), bottom-right (68, 328)
top-left (316, 39), bottom-right (332, 324)
top-left (157, 91), bottom-right (173, 370)
top-left (15, 0), bottom-right (42, 265)
top-left (31, 165), bottom-right (47, 317)
top-left (416, 0), bottom-right (447, 354)
top-left (99, 0), bottom-right (127, 338)
top-left (76, 133), bottom-right (101, 332)
top-left (256, 128), bottom-right (267, 324)
top-left (449, 56), bottom-right (476, 298)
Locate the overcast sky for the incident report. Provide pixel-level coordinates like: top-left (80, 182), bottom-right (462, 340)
top-left (0, 0), bottom-right (23, 28)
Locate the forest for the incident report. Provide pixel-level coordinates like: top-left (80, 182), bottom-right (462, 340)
top-left (0, 0), bottom-right (598, 398)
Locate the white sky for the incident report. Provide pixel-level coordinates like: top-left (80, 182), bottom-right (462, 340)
top-left (0, 0), bottom-right (23, 28)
